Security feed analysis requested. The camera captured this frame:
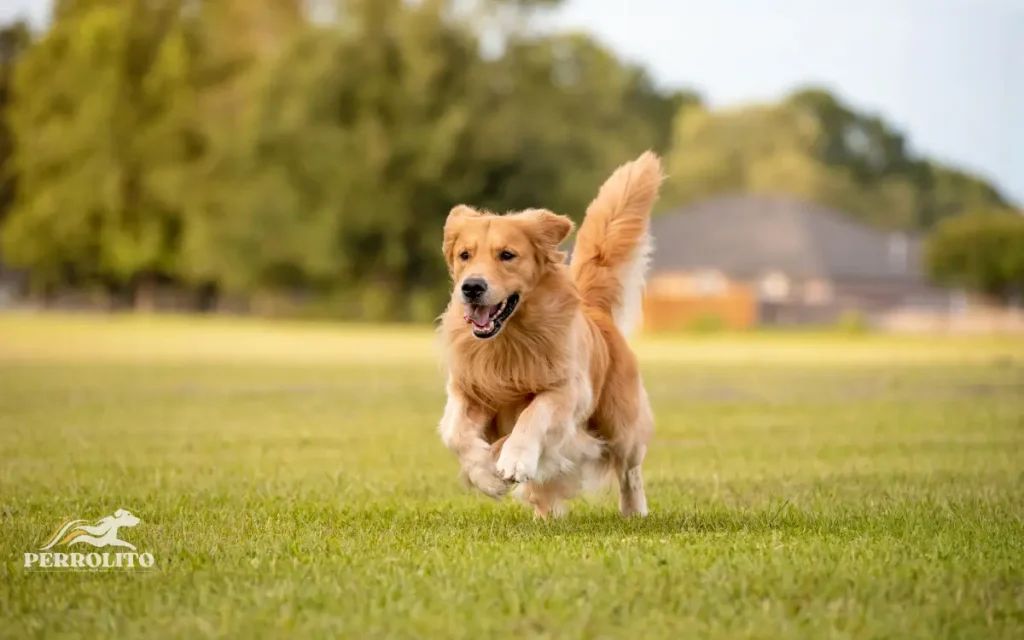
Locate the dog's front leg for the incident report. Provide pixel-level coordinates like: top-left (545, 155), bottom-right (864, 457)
top-left (495, 385), bottom-right (574, 484)
top-left (438, 384), bottom-right (507, 499)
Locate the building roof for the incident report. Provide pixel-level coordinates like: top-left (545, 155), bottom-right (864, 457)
top-left (647, 194), bottom-right (926, 282)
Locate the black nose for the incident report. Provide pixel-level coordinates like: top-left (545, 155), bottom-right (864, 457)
top-left (461, 277), bottom-right (487, 300)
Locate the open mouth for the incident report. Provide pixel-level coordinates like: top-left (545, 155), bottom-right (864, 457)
top-left (463, 293), bottom-right (520, 339)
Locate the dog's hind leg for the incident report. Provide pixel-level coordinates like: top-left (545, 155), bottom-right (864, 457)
top-left (612, 388), bottom-right (653, 517)
top-left (615, 447), bottom-right (648, 517)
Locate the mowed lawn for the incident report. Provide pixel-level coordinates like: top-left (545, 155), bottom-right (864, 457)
top-left (1, 314), bottom-right (1023, 639)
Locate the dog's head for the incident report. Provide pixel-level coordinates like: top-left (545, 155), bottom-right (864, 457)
top-left (442, 205), bottom-right (573, 339)
top-left (112, 509), bottom-right (140, 527)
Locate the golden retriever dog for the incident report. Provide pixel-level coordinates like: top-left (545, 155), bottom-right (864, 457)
top-left (437, 151), bottom-right (663, 517)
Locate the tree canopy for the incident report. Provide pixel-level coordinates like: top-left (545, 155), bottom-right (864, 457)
top-left (663, 88), bottom-right (1009, 230)
top-left (925, 209), bottom-right (1024, 305)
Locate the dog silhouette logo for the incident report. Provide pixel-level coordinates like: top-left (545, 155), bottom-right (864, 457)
top-left (26, 509), bottom-right (154, 570)
top-left (40, 508), bottom-right (141, 551)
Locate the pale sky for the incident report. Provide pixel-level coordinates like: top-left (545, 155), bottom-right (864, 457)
top-left (3, 0), bottom-right (1021, 202)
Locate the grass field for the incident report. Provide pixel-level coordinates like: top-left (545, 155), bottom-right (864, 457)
top-left (2, 314), bottom-right (1023, 639)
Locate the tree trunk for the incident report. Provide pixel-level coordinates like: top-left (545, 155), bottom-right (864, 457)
top-left (133, 274), bottom-right (158, 312)
top-left (194, 283), bottom-right (219, 313)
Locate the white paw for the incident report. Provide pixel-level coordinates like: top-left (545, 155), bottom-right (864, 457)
top-left (463, 464), bottom-right (507, 499)
top-left (495, 440), bottom-right (540, 484)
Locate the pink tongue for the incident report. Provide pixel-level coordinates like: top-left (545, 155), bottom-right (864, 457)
top-left (464, 304), bottom-right (496, 327)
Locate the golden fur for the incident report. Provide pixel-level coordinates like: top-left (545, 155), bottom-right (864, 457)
top-left (438, 151), bottom-right (664, 517)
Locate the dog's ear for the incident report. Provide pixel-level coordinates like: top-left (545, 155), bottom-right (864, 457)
top-left (442, 205), bottom-right (481, 267)
top-left (521, 209), bottom-right (574, 258)
top-left (445, 205), bottom-right (481, 226)
top-left (524, 209), bottom-right (574, 247)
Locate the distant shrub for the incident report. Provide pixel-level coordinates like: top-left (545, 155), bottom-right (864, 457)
top-left (926, 209), bottom-right (1024, 305)
top-left (685, 313), bottom-right (726, 333)
top-left (836, 310), bottom-right (869, 334)
top-left (409, 290), bottom-right (445, 324)
top-left (359, 287), bottom-right (395, 323)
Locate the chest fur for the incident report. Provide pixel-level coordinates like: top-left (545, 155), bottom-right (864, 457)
top-left (452, 351), bottom-right (565, 409)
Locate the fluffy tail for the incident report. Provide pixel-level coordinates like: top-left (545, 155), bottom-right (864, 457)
top-left (569, 151), bottom-right (664, 337)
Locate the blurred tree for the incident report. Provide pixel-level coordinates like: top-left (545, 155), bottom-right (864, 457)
top-left (51, 0), bottom-right (117, 20)
top-left (188, 0), bottom-right (305, 121)
top-left (925, 209), bottom-right (1024, 305)
top-left (186, 0), bottom-right (669, 319)
top-left (463, 33), bottom-right (673, 216)
top-left (625, 76), bottom-right (702, 158)
top-left (666, 102), bottom-right (826, 208)
top-left (0, 21), bottom-right (31, 230)
top-left (6, 0), bottom-right (1011, 319)
top-left (3, 0), bottom-right (197, 305)
top-left (664, 87), bottom-right (1010, 230)
top-left (176, 0), bottom-right (307, 310)
top-left (786, 88), bottom-right (912, 180)
top-left (787, 88), bottom-right (1007, 228)
top-left (184, 0), bottom-right (484, 318)
top-left (915, 163), bottom-right (1008, 227)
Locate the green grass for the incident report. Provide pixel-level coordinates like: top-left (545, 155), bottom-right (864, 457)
top-left (1, 313), bottom-right (1023, 639)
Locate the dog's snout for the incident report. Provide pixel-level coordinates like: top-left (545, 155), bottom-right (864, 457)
top-left (461, 277), bottom-right (488, 301)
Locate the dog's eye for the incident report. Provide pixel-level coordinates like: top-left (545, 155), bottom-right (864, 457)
top-left (499, 250), bottom-right (516, 261)
top-left (458, 251), bottom-right (470, 261)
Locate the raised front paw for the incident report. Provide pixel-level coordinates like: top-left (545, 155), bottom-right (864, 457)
top-left (495, 439), bottom-right (540, 484)
top-left (461, 463), bottom-right (509, 499)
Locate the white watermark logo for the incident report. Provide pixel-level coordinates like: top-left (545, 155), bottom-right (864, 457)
top-left (25, 508), bottom-right (155, 571)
